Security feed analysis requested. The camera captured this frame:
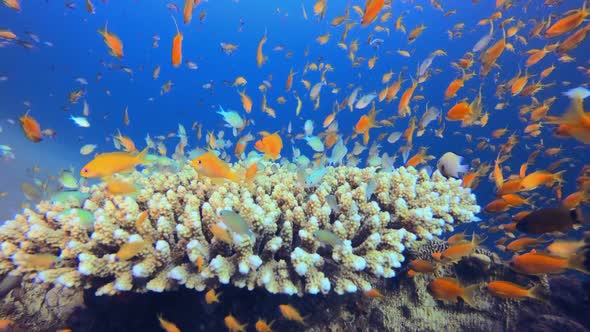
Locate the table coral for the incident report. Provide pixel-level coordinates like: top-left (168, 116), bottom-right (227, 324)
top-left (0, 162), bottom-right (479, 296)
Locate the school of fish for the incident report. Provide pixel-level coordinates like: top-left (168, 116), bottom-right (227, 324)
top-left (3, 0), bottom-right (590, 330)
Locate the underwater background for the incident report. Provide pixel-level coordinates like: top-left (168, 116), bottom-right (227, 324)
top-left (1, 0), bottom-right (590, 331)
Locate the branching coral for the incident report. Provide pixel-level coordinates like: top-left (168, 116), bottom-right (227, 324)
top-left (0, 162), bottom-right (479, 296)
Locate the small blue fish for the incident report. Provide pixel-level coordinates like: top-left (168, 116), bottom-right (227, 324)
top-left (70, 115), bottom-right (90, 127)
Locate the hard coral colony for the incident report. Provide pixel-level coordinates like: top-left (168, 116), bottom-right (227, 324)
top-left (0, 163), bottom-right (478, 296)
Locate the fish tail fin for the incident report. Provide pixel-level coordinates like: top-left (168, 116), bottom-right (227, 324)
top-left (228, 171), bottom-right (241, 184)
top-left (527, 284), bottom-right (549, 304)
top-left (239, 322), bottom-right (248, 331)
top-left (460, 284), bottom-right (478, 308)
top-left (554, 170), bottom-right (566, 184)
top-left (472, 232), bottom-right (487, 246)
top-left (136, 147), bottom-right (150, 164)
top-left (568, 251), bottom-right (590, 274)
top-left (301, 314), bottom-right (311, 326)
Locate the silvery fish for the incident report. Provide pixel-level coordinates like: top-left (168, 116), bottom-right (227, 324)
top-left (219, 210), bottom-right (254, 238)
top-left (313, 229), bottom-right (343, 247)
top-left (355, 92), bottom-right (377, 109)
top-left (306, 168), bottom-right (328, 187)
top-left (328, 139), bottom-right (347, 166)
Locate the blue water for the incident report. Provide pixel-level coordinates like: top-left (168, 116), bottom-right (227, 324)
top-left (1, 1), bottom-right (589, 232)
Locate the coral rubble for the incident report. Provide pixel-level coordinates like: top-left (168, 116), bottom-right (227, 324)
top-left (0, 163), bottom-right (479, 296)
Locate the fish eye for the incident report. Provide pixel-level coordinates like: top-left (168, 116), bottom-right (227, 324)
top-left (198, 160), bottom-right (202, 164)
top-left (83, 168), bottom-right (88, 173)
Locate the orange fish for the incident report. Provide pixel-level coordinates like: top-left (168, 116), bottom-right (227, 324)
top-left (256, 32), bottom-right (268, 68)
top-left (519, 170), bottom-right (565, 191)
top-left (496, 179), bottom-right (522, 195)
top-left (363, 288), bottom-right (384, 298)
top-left (500, 194), bottom-right (530, 207)
top-left (512, 211), bottom-right (531, 221)
top-left (245, 162), bottom-right (258, 182)
top-left (191, 151), bottom-right (241, 183)
top-left (461, 172), bottom-right (479, 188)
top-left (209, 223), bottom-right (232, 244)
top-left (225, 314), bottom-right (247, 332)
top-left (135, 211), bottom-right (148, 229)
top-left (445, 77), bottom-right (465, 100)
top-left (205, 288), bottom-right (221, 304)
top-left (278, 304), bottom-right (307, 325)
top-left (80, 147), bottom-right (149, 178)
top-left (114, 130), bottom-right (137, 153)
top-left (557, 25), bottom-right (590, 54)
top-left (183, 0), bottom-right (194, 24)
top-left (386, 73), bottom-right (404, 103)
top-left (361, 0), bottom-right (385, 27)
top-left (285, 68), bottom-right (295, 92)
top-left (2, 0), bottom-right (20, 11)
top-left (238, 90), bottom-right (253, 113)
top-left (171, 16), bottom-right (183, 67)
top-left (504, 237), bottom-right (548, 252)
top-left (105, 178), bottom-right (138, 196)
top-left (447, 232), bottom-right (467, 245)
top-left (427, 277), bottom-right (477, 308)
top-left (544, 2), bottom-right (589, 38)
top-left (0, 320), bottom-right (13, 331)
top-left (234, 138), bottom-right (247, 158)
top-left (408, 259), bottom-right (436, 273)
top-left (446, 101), bottom-right (471, 121)
top-left (0, 29), bottom-right (16, 39)
top-left (398, 79), bottom-right (418, 116)
top-left (20, 113), bottom-right (42, 142)
top-left (525, 46), bottom-right (551, 67)
top-left (98, 22), bottom-right (124, 59)
top-left (480, 29), bottom-right (506, 75)
top-left (354, 107), bottom-right (381, 145)
top-left (546, 239), bottom-right (586, 258)
top-left (547, 89), bottom-right (590, 144)
top-left (509, 251), bottom-right (588, 275)
top-left (158, 314), bottom-right (181, 332)
top-left (15, 253), bottom-right (58, 269)
top-left (511, 70), bottom-right (534, 96)
top-left (440, 233), bottom-right (485, 261)
top-left (408, 24), bottom-right (427, 43)
top-left (487, 281), bottom-right (546, 302)
top-left (255, 319), bottom-right (275, 332)
top-left (405, 147), bottom-right (434, 168)
top-left (116, 240), bottom-right (148, 261)
top-left (195, 255), bottom-right (204, 272)
top-left (254, 132), bottom-right (283, 160)
top-left (562, 191), bottom-right (589, 209)
top-left (540, 64), bottom-right (556, 79)
top-left (484, 198), bottom-right (510, 213)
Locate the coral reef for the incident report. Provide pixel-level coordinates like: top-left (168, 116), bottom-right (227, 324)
top-left (0, 277), bottom-right (84, 332)
top-left (0, 162), bottom-right (479, 296)
top-left (1, 239), bottom-right (589, 332)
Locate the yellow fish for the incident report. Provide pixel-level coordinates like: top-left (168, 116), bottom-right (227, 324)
top-left (80, 148), bottom-right (148, 178)
top-left (191, 151), bottom-right (241, 183)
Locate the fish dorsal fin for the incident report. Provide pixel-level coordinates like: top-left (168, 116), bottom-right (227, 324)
top-left (440, 277), bottom-right (460, 284)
